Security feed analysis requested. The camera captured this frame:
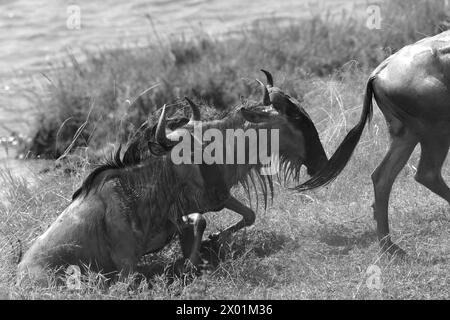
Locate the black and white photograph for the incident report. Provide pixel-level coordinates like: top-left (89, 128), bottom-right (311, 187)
top-left (1, 0), bottom-right (450, 301)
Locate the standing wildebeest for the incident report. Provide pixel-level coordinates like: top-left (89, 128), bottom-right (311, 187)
top-left (297, 31), bottom-right (450, 255)
top-left (17, 71), bottom-right (329, 284)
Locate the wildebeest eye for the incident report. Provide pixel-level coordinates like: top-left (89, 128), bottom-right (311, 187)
top-left (240, 95), bottom-right (248, 105)
top-left (240, 107), bottom-right (273, 123)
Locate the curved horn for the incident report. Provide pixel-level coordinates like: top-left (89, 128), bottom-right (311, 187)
top-left (261, 69), bottom-right (273, 88)
top-left (185, 97), bottom-right (201, 121)
top-left (155, 104), bottom-right (175, 147)
top-left (256, 79), bottom-right (271, 106)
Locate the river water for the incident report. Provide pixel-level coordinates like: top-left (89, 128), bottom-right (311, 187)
top-left (0, 0), bottom-right (365, 159)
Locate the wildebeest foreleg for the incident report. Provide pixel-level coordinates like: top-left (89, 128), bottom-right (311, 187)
top-left (209, 196), bottom-right (256, 241)
top-left (371, 127), bottom-right (417, 255)
top-left (179, 213), bottom-right (206, 270)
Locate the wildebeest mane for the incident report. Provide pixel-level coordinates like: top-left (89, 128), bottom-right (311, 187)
top-left (72, 119), bottom-right (154, 200)
top-left (71, 109), bottom-right (193, 201)
top-left (71, 145), bottom-right (126, 200)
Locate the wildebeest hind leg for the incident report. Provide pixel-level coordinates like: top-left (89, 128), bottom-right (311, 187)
top-left (371, 125), bottom-right (417, 256)
top-left (415, 137), bottom-right (450, 203)
top-left (108, 225), bottom-right (140, 278)
top-left (179, 213), bottom-right (206, 271)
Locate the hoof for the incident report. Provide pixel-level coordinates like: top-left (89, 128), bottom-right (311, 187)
top-left (208, 231), bottom-right (231, 245)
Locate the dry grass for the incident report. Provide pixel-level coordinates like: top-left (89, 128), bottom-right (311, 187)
top-left (1, 0), bottom-right (450, 299)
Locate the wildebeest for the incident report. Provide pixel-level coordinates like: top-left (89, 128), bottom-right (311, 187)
top-left (17, 70), bottom-right (328, 285)
top-left (17, 103), bottom-right (227, 286)
top-left (297, 31), bottom-right (450, 255)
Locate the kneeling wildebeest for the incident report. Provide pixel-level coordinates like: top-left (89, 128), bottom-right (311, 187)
top-left (17, 102), bottom-right (227, 286)
top-left (297, 30), bottom-right (450, 256)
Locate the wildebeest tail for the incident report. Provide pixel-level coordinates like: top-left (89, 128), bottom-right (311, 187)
top-left (294, 76), bottom-right (375, 191)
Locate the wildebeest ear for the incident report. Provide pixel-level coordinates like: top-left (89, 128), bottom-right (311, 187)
top-left (240, 108), bottom-right (272, 123)
top-left (148, 141), bottom-right (168, 156)
top-left (270, 91), bottom-right (307, 119)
